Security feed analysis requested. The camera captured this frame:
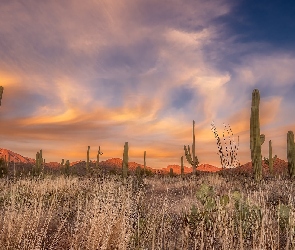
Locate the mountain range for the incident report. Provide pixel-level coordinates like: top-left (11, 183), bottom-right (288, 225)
top-left (0, 148), bottom-right (289, 175)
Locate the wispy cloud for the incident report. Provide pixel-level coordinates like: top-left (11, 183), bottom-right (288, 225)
top-left (0, 0), bottom-right (294, 168)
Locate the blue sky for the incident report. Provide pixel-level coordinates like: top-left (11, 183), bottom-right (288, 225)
top-left (0, 0), bottom-right (295, 168)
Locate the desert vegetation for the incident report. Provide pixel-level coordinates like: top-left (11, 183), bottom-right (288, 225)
top-left (0, 87), bottom-right (295, 249)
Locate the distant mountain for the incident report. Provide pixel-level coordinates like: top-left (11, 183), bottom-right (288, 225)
top-left (161, 164), bottom-right (222, 174)
top-left (0, 148), bottom-right (34, 163)
top-left (90, 158), bottom-right (154, 172)
top-left (0, 148), bottom-right (290, 176)
top-left (224, 157), bottom-right (288, 176)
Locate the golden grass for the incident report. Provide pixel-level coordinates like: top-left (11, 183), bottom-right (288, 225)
top-left (0, 173), bottom-right (294, 249)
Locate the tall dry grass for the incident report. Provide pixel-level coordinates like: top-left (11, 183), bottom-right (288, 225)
top-left (0, 173), bottom-right (294, 249)
top-left (0, 176), bottom-right (137, 249)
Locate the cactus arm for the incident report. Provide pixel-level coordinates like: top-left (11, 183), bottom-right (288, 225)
top-left (260, 134), bottom-right (265, 145)
top-left (184, 145), bottom-right (193, 165)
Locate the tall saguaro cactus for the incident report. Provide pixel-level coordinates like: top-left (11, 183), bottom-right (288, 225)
top-left (287, 131), bottom-right (295, 178)
top-left (0, 86), bottom-right (3, 106)
top-left (122, 142), bottom-right (128, 179)
top-left (250, 89), bottom-right (265, 182)
top-left (269, 140), bottom-right (273, 176)
top-left (144, 151), bottom-right (146, 176)
top-left (35, 149), bottom-right (43, 174)
top-left (86, 146), bottom-right (90, 172)
top-left (181, 156), bottom-right (184, 177)
top-left (96, 146), bottom-right (103, 168)
top-left (184, 120), bottom-right (199, 174)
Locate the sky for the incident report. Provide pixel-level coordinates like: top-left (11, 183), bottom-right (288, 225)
top-left (0, 0), bottom-right (295, 169)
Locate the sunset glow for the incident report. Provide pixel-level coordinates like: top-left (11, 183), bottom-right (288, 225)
top-left (0, 0), bottom-right (295, 169)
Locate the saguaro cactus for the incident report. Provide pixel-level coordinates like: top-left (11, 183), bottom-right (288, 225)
top-left (144, 151), bottom-right (146, 176)
top-left (122, 142), bottom-right (128, 179)
top-left (86, 146), bottom-right (90, 171)
top-left (287, 131), bottom-right (295, 178)
top-left (184, 120), bottom-right (199, 174)
top-left (250, 89), bottom-right (265, 182)
top-left (61, 159), bottom-right (65, 166)
top-left (65, 160), bottom-right (70, 177)
top-left (269, 140), bottom-right (274, 176)
top-left (96, 146), bottom-right (103, 168)
top-left (181, 156), bottom-right (184, 177)
top-left (0, 86), bottom-right (3, 106)
top-left (35, 150), bottom-right (43, 174)
top-left (169, 168), bottom-right (174, 177)
top-left (40, 149), bottom-right (43, 167)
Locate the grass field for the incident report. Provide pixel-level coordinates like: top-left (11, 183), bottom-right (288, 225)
top-left (0, 170), bottom-right (294, 250)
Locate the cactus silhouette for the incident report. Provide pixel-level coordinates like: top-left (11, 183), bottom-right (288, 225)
top-left (0, 86), bottom-right (3, 106)
top-left (144, 151), bottom-right (146, 177)
top-left (184, 120), bottom-right (199, 174)
top-left (287, 131), bottom-right (295, 178)
top-left (181, 156), bottom-right (184, 177)
top-left (122, 142), bottom-right (128, 180)
top-left (268, 140), bottom-right (274, 175)
top-left (96, 146), bottom-right (103, 168)
top-left (86, 146), bottom-right (90, 172)
top-left (250, 89), bottom-right (265, 182)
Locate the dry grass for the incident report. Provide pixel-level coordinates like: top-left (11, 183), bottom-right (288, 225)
top-left (0, 173), bottom-right (294, 249)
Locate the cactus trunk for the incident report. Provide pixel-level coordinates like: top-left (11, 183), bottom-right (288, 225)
top-left (269, 140), bottom-right (273, 176)
top-left (250, 89), bottom-right (265, 182)
top-left (169, 168), bottom-right (174, 177)
top-left (144, 151), bottom-right (146, 176)
top-left (287, 131), bottom-right (295, 178)
top-left (86, 146), bottom-right (90, 171)
top-left (184, 120), bottom-right (199, 175)
top-left (181, 156), bottom-right (184, 177)
top-left (0, 86), bottom-right (3, 106)
top-left (96, 146), bottom-right (103, 168)
top-left (122, 142), bottom-right (128, 179)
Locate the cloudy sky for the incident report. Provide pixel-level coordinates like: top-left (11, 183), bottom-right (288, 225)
top-left (0, 0), bottom-right (295, 168)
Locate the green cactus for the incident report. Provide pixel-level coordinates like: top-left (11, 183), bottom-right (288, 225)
top-left (269, 140), bottom-right (274, 175)
top-left (184, 120), bottom-right (199, 175)
top-left (196, 184), bottom-right (214, 204)
top-left (122, 142), bottom-right (128, 179)
top-left (0, 86), bottom-right (3, 106)
top-left (278, 204), bottom-right (291, 229)
top-left (250, 89), bottom-right (265, 182)
top-left (96, 146), bottom-right (103, 168)
top-left (61, 159), bottom-right (64, 166)
top-left (287, 131), bottom-right (295, 178)
top-left (220, 194), bottom-right (230, 207)
top-left (34, 150), bottom-right (43, 175)
top-left (143, 151), bottom-right (146, 177)
top-left (169, 168), bottom-right (174, 177)
top-left (196, 184), bottom-right (216, 212)
top-left (64, 160), bottom-right (70, 177)
top-left (181, 156), bottom-right (184, 177)
top-left (86, 146), bottom-right (90, 172)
